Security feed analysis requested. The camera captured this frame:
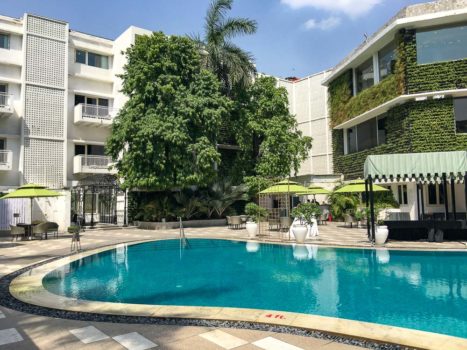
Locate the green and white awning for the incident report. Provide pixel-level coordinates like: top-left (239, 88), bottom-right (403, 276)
top-left (364, 151), bottom-right (467, 181)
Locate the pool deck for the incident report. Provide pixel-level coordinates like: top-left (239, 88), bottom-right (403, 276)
top-left (1, 223), bottom-right (466, 350)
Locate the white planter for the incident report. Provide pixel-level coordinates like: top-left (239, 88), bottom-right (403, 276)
top-left (246, 241), bottom-right (260, 253)
top-left (375, 225), bottom-right (389, 245)
top-left (292, 225), bottom-right (308, 243)
top-left (245, 221), bottom-right (258, 238)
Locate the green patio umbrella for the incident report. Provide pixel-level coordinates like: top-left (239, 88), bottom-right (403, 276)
top-left (297, 185), bottom-right (331, 196)
top-left (334, 180), bottom-right (389, 193)
top-left (260, 179), bottom-right (308, 194)
top-left (0, 184), bottom-right (62, 224)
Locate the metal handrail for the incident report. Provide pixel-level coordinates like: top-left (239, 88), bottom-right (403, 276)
top-left (78, 103), bottom-right (114, 120)
top-left (179, 217), bottom-right (190, 249)
top-left (0, 93), bottom-right (12, 108)
top-left (0, 150), bottom-right (11, 164)
top-left (79, 155), bottom-right (112, 168)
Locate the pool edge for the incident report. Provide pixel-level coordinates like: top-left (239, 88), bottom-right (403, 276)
top-left (8, 238), bottom-right (467, 350)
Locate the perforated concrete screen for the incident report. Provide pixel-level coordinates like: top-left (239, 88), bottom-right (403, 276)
top-left (27, 15), bottom-right (66, 41)
top-left (23, 138), bottom-right (63, 188)
top-left (26, 35), bottom-right (66, 87)
top-left (24, 85), bottom-right (64, 138)
top-left (22, 15), bottom-right (67, 189)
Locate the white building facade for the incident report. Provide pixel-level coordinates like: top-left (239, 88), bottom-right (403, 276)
top-left (0, 13), bottom-right (151, 229)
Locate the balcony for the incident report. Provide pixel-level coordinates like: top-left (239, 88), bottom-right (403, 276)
top-left (0, 150), bottom-right (13, 171)
top-left (73, 155), bottom-right (117, 175)
top-left (0, 93), bottom-right (13, 118)
top-left (74, 103), bottom-right (115, 127)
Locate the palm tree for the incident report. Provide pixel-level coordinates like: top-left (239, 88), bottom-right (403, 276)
top-left (195, 0), bottom-right (257, 95)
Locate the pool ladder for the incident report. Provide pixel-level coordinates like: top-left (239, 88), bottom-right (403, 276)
top-left (178, 217), bottom-right (190, 249)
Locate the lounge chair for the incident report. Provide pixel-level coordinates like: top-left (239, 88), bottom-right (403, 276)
top-left (344, 214), bottom-right (357, 228)
top-left (46, 222), bottom-right (59, 239)
top-left (10, 225), bottom-right (25, 241)
top-left (230, 216), bottom-right (242, 229)
top-left (32, 222), bottom-right (49, 239)
top-left (226, 216), bottom-right (232, 228)
top-left (280, 217), bottom-right (291, 231)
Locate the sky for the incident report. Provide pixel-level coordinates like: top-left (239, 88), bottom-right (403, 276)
top-left (2, 0), bottom-right (432, 78)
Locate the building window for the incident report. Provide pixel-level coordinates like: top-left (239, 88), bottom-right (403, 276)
top-left (356, 58), bottom-right (374, 93)
top-left (0, 33), bottom-right (9, 49)
top-left (416, 24), bottom-right (467, 64)
top-left (75, 144), bottom-right (105, 156)
top-left (0, 84), bottom-right (7, 107)
top-left (454, 97), bottom-right (467, 133)
top-left (427, 183), bottom-right (445, 205)
top-left (397, 185), bottom-right (408, 205)
top-left (75, 49), bottom-right (109, 69)
top-left (347, 127), bottom-right (357, 154)
top-left (378, 42), bottom-right (397, 81)
top-left (345, 115), bottom-right (386, 154)
top-left (357, 118), bottom-right (377, 151)
top-left (377, 116), bottom-right (387, 144)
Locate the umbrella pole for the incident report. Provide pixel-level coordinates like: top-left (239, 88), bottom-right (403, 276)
top-left (365, 179), bottom-right (370, 240)
top-left (369, 176), bottom-right (375, 243)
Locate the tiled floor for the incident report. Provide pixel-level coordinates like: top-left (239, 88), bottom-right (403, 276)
top-left (0, 224), bottom-right (465, 349)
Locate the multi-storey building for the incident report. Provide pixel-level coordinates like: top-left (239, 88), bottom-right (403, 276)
top-left (277, 72), bottom-right (340, 192)
top-left (324, 0), bottom-right (467, 220)
top-left (0, 13), bottom-right (151, 229)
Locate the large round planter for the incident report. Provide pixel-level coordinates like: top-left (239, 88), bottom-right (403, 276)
top-left (375, 225), bottom-right (389, 245)
top-left (292, 225), bottom-right (308, 243)
top-left (245, 222), bottom-right (258, 238)
top-left (246, 241), bottom-right (260, 253)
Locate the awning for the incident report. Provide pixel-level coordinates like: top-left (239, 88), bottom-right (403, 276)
top-left (364, 151), bottom-right (467, 180)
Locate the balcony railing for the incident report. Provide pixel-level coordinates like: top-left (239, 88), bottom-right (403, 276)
top-left (74, 103), bottom-right (115, 126)
top-left (73, 155), bottom-right (116, 174)
top-left (0, 93), bottom-right (13, 117)
top-left (0, 150), bottom-right (12, 171)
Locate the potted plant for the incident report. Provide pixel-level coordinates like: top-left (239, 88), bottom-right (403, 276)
top-left (374, 204), bottom-right (389, 245)
top-left (291, 203), bottom-right (322, 243)
top-left (354, 208), bottom-right (366, 228)
top-left (244, 203), bottom-right (267, 238)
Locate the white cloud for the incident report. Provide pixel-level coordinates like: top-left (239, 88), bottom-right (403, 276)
top-left (304, 16), bottom-right (341, 30)
top-left (281, 0), bottom-right (382, 18)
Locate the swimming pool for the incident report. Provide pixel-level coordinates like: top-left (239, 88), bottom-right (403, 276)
top-left (42, 239), bottom-right (467, 338)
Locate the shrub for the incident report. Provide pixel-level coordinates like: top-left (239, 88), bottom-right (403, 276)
top-left (244, 203), bottom-right (268, 222)
top-left (291, 203), bottom-right (322, 225)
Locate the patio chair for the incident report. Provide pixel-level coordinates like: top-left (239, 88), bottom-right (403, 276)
top-left (344, 214), bottom-right (357, 228)
top-left (280, 216), bottom-right (291, 231)
top-left (70, 229), bottom-right (81, 252)
top-left (230, 216), bottom-right (242, 229)
top-left (46, 222), bottom-right (59, 239)
top-left (10, 225), bottom-right (25, 241)
top-left (32, 222), bottom-right (49, 240)
top-left (268, 217), bottom-right (280, 231)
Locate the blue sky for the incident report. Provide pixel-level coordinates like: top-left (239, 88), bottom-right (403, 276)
top-left (2, 0), bottom-right (430, 77)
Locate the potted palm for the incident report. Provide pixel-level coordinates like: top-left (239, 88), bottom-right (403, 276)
top-left (354, 208), bottom-right (366, 228)
top-left (291, 203), bottom-right (322, 243)
top-left (244, 203), bottom-right (267, 238)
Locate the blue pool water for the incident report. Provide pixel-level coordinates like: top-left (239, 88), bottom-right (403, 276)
top-left (43, 239), bottom-right (467, 338)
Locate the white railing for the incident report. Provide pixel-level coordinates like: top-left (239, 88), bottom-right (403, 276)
top-left (81, 155), bottom-right (112, 168)
top-left (0, 150), bottom-right (12, 170)
top-left (0, 93), bottom-right (12, 109)
top-left (73, 155), bottom-right (116, 174)
top-left (79, 103), bottom-right (114, 120)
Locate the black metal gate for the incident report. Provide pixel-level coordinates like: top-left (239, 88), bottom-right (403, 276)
top-left (71, 175), bottom-right (126, 227)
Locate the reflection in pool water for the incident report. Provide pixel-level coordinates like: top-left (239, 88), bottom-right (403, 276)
top-left (43, 239), bottom-right (467, 338)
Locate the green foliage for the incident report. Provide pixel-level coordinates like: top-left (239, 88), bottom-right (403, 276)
top-left (291, 203), bottom-right (322, 225)
top-left (200, 179), bottom-right (249, 218)
top-left (244, 202), bottom-right (268, 222)
top-left (173, 190), bottom-right (203, 220)
top-left (106, 32), bottom-right (231, 190)
top-left (195, 0), bottom-right (257, 95)
top-left (236, 77), bottom-right (312, 179)
top-left (328, 189), bottom-right (360, 220)
top-left (243, 175), bottom-right (279, 197)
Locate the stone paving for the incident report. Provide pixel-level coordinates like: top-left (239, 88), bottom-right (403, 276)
top-left (0, 223), bottom-right (465, 349)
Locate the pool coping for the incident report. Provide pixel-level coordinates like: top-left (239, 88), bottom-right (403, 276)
top-left (8, 238), bottom-right (467, 350)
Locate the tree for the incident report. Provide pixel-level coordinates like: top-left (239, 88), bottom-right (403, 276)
top-left (107, 33), bottom-right (231, 190)
top-left (236, 76), bottom-right (312, 180)
top-left (196, 0), bottom-right (257, 95)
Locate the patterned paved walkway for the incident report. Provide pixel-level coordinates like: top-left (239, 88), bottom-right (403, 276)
top-left (0, 223), bottom-right (465, 349)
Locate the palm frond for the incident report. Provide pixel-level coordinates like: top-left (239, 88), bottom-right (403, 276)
top-left (219, 17), bottom-right (257, 40)
top-left (205, 0), bottom-right (233, 43)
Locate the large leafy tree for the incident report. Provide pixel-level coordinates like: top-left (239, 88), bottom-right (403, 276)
top-left (236, 76), bottom-right (313, 180)
top-left (196, 0), bottom-right (257, 95)
top-left (107, 33), bottom-right (231, 190)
